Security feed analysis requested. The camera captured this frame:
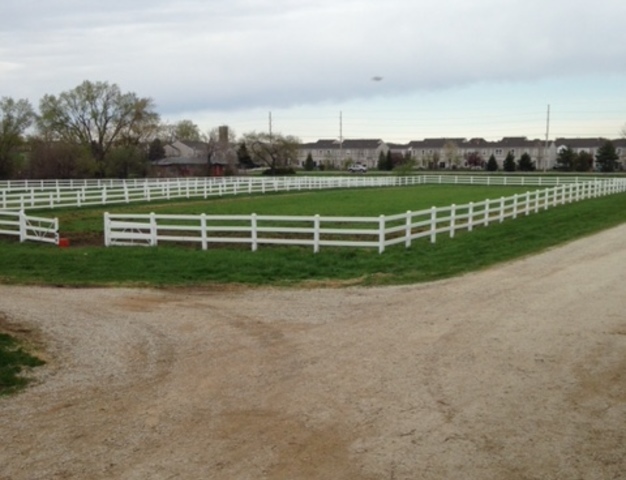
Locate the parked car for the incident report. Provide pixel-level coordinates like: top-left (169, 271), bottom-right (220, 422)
top-left (348, 164), bottom-right (367, 173)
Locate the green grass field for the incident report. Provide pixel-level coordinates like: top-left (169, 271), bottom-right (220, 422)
top-left (0, 184), bottom-right (623, 287)
top-left (51, 184), bottom-right (536, 236)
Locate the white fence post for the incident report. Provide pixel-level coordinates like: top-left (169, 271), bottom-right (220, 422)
top-left (104, 212), bottom-right (111, 246)
top-left (405, 211), bottom-right (412, 248)
top-left (430, 207), bottom-right (437, 243)
top-left (313, 214), bottom-right (320, 253)
top-left (150, 212), bottom-right (157, 246)
top-left (19, 210), bottom-right (26, 242)
top-left (251, 213), bottom-right (258, 252)
top-left (449, 204), bottom-right (456, 238)
top-left (524, 192), bottom-right (530, 216)
top-left (201, 214), bottom-right (207, 250)
top-left (535, 190), bottom-right (540, 213)
top-left (468, 202), bottom-right (474, 232)
top-left (378, 215), bottom-right (385, 254)
top-left (499, 197), bottom-right (505, 223)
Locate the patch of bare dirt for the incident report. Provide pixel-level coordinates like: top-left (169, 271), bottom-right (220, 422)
top-left (1, 225), bottom-right (625, 479)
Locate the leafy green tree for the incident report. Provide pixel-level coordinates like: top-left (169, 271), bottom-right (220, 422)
top-left (517, 152), bottom-right (535, 171)
top-left (0, 97), bottom-right (35, 179)
top-left (105, 145), bottom-right (149, 178)
top-left (555, 146), bottom-right (575, 171)
top-left (595, 140), bottom-right (619, 172)
top-left (38, 80), bottom-right (159, 177)
top-left (173, 120), bottom-right (201, 141)
top-left (486, 154), bottom-right (498, 172)
top-left (503, 151), bottom-right (516, 172)
top-left (304, 152), bottom-right (315, 171)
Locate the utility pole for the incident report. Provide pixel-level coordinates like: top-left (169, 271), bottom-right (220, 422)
top-left (544, 104), bottom-right (550, 171)
top-left (268, 111), bottom-right (273, 144)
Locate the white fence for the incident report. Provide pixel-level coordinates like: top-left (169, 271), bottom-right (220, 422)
top-left (0, 174), bottom-right (607, 211)
top-left (105, 180), bottom-right (626, 253)
top-left (0, 210), bottom-right (59, 245)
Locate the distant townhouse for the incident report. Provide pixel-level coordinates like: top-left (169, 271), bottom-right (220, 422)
top-left (555, 137), bottom-right (626, 169)
top-left (404, 136), bottom-right (554, 170)
top-left (298, 135), bottom-right (625, 171)
top-left (489, 137), bottom-right (551, 170)
top-left (298, 139), bottom-right (389, 169)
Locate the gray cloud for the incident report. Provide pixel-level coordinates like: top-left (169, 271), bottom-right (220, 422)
top-left (2, 0), bottom-right (625, 119)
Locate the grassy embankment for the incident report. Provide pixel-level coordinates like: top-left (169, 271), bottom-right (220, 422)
top-left (0, 329), bottom-right (45, 396)
top-left (0, 184), bottom-right (624, 287)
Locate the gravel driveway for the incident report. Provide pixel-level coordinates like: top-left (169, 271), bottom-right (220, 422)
top-left (1, 225), bottom-right (625, 480)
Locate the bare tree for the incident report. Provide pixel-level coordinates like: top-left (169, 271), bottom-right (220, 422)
top-left (205, 126), bottom-right (238, 175)
top-left (37, 80), bottom-right (159, 177)
top-left (443, 141), bottom-right (461, 169)
top-left (242, 131), bottom-right (300, 174)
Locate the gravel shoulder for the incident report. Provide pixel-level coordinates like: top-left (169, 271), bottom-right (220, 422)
top-left (1, 225), bottom-right (625, 480)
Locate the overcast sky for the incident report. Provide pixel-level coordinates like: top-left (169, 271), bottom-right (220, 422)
top-left (2, 0), bottom-right (625, 142)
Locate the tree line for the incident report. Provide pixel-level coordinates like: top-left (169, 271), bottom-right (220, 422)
top-left (1, 80), bottom-right (623, 179)
top-left (0, 80), bottom-right (300, 179)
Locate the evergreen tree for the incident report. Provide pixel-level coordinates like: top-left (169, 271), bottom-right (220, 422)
top-left (486, 154), bottom-right (498, 172)
top-left (503, 152), bottom-right (516, 172)
top-left (236, 141), bottom-right (255, 169)
top-left (595, 140), bottom-right (619, 172)
top-left (304, 152), bottom-right (315, 171)
top-left (517, 152), bottom-right (535, 171)
top-left (148, 138), bottom-right (165, 161)
top-left (377, 151), bottom-right (386, 171)
top-left (555, 146), bottom-right (575, 171)
top-left (385, 150), bottom-right (394, 171)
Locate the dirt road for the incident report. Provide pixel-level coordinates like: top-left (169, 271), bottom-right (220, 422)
top-left (1, 225), bottom-right (625, 480)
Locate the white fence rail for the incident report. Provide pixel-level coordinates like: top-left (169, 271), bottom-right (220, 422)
top-left (105, 180), bottom-right (626, 253)
top-left (0, 210), bottom-right (59, 245)
top-left (0, 175), bottom-right (608, 211)
top-left (0, 174), bottom-right (597, 192)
